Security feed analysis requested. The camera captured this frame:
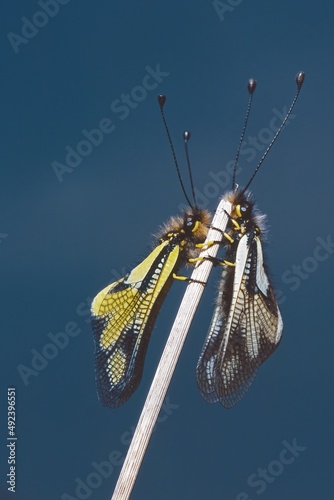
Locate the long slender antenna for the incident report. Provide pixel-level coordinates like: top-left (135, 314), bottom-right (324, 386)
top-left (183, 131), bottom-right (197, 206)
top-left (232, 79), bottom-right (257, 189)
top-left (242, 71), bottom-right (305, 194)
top-left (158, 95), bottom-right (193, 208)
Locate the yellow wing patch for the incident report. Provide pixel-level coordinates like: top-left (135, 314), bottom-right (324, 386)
top-left (91, 240), bottom-right (181, 408)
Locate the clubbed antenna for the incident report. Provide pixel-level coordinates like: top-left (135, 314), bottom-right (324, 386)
top-left (158, 95), bottom-right (193, 208)
top-left (182, 131), bottom-right (197, 207)
top-left (242, 71), bottom-right (305, 194)
top-left (232, 78), bottom-right (257, 190)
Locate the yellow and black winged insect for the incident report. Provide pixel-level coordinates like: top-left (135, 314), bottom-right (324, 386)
top-left (196, 72), bottom-right (305, 408)
top-left (91, 96), bottom-right (211, 408)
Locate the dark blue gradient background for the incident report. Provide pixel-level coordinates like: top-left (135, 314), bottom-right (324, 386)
top-left (1, 1), bottom-right (333, 499)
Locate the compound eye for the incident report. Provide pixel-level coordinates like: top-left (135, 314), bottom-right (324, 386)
top-left (236, 203), bottom-right (251, 218)
top-left (185, 216), bottom-right (193, 229)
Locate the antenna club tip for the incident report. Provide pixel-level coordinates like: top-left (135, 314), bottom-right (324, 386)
top-left (183, 130), bottom-right (191, 142)
top-left (247, 79), bottom-right (257, 94)
top-left (158, 94), bottom-right (166, 109)
top-left (295, 71), bottom-right (305, 90)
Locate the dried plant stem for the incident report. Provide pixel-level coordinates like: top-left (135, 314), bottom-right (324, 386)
top-left (112, 197), bottom-right (232, 500)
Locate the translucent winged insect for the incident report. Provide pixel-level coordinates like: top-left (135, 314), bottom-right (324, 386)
top-left (196, 72), bottom-right (305, 408)
top-left (91, 96), bottom-right (211, 408)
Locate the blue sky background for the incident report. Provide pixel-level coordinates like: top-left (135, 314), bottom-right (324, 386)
top-left (1, 1), bottom-right (334, 499)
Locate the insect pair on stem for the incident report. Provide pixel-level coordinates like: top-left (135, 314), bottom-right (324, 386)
top-left (91, 71), bottom-right (305, 409)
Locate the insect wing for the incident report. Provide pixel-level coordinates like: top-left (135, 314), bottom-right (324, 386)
top-left (196, 289), bottom-right (224, 403)
top-left (91, 240), bottom-right (180, 408)
top-left (197, 230), bottom-right (283, 408)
